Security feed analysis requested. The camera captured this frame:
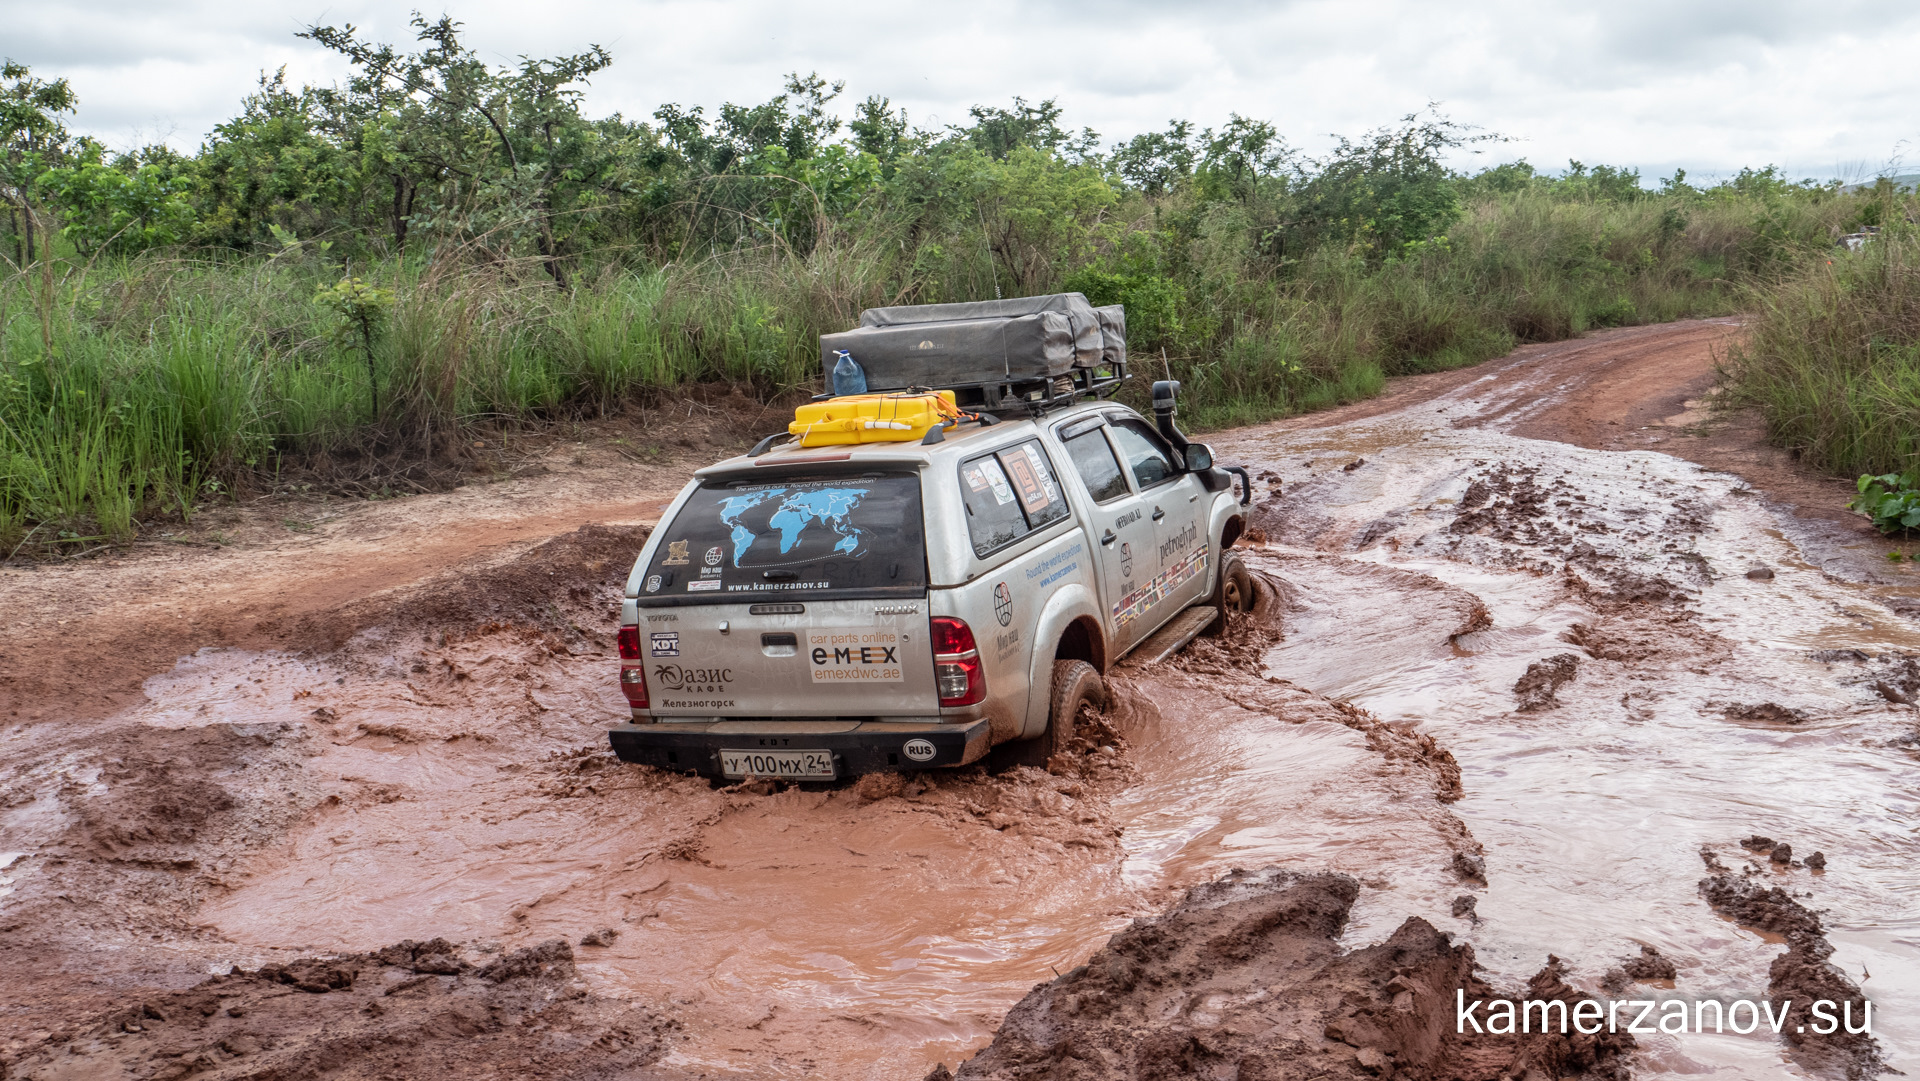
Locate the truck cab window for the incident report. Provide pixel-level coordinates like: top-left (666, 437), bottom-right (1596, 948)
top-left (1108, 420), bottom-right (1178, 489)
top-left (1064, 427), bottom-right (1130, 503)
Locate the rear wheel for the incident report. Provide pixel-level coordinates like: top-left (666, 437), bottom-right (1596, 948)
top-left (1203, 550), bottom-right (1255, 636)
top-left (1001, 659), bottom-right (1107, 770)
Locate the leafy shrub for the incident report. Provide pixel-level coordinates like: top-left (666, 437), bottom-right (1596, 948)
top-left (1851, 470), bottom-right (1920, 533)
top-left (1060, 269), bottom-right (1184, 351)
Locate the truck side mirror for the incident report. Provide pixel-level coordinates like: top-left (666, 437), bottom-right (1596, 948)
top-left (1183, 443), bottom-right (1213, 471)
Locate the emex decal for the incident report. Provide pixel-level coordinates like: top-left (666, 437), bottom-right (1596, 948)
top-left (806, 629), bottom-right (905, 683)
top-left (1112, 544), bottom-right (1208, 626)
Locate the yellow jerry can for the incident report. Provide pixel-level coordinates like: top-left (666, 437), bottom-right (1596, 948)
top-left (788, 391), bottom-right (959, 446)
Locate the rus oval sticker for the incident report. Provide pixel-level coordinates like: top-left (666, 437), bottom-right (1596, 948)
top-left (902, 738), bottom-right (937, 762)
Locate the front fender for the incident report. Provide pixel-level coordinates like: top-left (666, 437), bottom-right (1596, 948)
top-left (1204, 494), bottom-right (1245, 594)
top-left (1022, 582), bottom-right (1105, 739)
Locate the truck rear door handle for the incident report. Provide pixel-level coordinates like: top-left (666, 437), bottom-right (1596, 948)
top-left (1151, 507), bottom-right (1166, 521)
top-left (1100, 530), bottom-right (1117, 546)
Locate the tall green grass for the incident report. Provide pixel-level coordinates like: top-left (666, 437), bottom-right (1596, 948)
top-left (1725, 225), bottom-right (1920, 476)
top-left (0, 187), bottom-right (1871, 552)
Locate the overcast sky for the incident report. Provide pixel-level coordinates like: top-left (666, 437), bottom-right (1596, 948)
top-left (10, 0), bottom-right (1919, 184)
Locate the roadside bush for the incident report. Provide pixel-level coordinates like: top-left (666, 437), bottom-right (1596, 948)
top-left (1723, 222), bottom-right (1920, 478)
top-left (1851, 469), bottom-right (1920, 534)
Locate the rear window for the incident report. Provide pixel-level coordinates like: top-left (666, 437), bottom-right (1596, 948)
top-left (958, 439), bottom-right (1070, 557)
top-left (637, 474), bottom-right (927, 606)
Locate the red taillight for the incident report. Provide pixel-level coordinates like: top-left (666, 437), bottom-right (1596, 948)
top-left (931, 616), bottom-right (985, 707)
top-left (616, 625), bottom-right (648, 708)
top-left (931, 616), bottom-right (976, 656)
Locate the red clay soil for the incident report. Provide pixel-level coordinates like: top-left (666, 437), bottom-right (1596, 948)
top-left (1226, 318), bottom-right (1879, 549)
top-left (1698, 845), bottom-right (1886, 1080)
top-left (2, 937), bottom-right (679, 1080)
top-left (0, 390), bottom-right (785, 724)
top-left (2, 322), bottom-right (1905, 1080)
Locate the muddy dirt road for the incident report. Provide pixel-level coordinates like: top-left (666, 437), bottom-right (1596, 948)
top-left (3, 319), bottom-right (1917, 1079)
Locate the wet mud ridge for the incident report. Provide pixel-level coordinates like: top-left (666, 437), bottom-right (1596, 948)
top-left (4, 937), bottom-right (677, 1079)
top-left (941, 868), bottom-right (1631, 1081)
top-left (1699, 843), bottom-right (1886, 1080)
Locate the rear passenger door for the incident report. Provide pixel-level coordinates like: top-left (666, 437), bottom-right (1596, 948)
top-left (1056, 418), bottom-right (1164, 654)
top-left (1106, 417), bottom-right (1211, 614)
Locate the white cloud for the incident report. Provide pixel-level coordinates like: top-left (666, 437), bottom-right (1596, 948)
top-left (6, 0), bottom-right (1918, 181)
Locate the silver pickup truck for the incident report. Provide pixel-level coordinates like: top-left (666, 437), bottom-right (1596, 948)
top-left (608, 381), bottom-right (1253, 780)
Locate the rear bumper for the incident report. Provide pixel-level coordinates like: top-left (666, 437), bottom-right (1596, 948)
top-left (608, 717), bottom-right (993, 778)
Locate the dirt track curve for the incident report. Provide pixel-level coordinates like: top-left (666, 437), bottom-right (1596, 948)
top-left (3, 319), bottom-right (1918, 1081)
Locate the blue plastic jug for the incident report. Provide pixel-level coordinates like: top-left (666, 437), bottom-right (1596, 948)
top-left (831, 350), bottom-right (867, 396)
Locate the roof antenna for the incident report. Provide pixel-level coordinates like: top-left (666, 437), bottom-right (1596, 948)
top-left (976, 202), bottom-right (1003, 300)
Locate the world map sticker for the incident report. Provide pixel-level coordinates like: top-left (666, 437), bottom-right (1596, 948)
top-left (716, 486), bottom-right (871, 566)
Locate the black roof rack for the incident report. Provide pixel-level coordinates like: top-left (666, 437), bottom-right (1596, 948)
top-left (931, 359), bottom-right (1131, 418)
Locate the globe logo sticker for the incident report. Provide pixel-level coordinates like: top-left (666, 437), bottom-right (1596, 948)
top-left (704, 546), bottom-right (723, 567)
top-left (903, 738), bottom-right (936, 762)
top-left (1120, 541), bottom-right (1133, 579)
top-left (992, 582), bottom-right (1013, 626)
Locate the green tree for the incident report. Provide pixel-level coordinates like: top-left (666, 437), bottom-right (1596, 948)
top-left (957, 97), bottom-right (1100, 164)
top-left (194, 69), bottom-right (361, 251)
top-left (848, 95), bottom-right (919, 173)
top-left (314, 275), bottom-right (394, 420)
top-left (35, 140), bottom-right (198, 255)
top-left (0, 59), bottom-right (77, 265)
top-left (1112, 121), bottom-right (1197, 197)
top-left (1284, 110), bottom-right (1494, 260)
top-left (1195, 115), bottom-right (1289, 205)
top-left (299, 14), bottom-right (616, 283)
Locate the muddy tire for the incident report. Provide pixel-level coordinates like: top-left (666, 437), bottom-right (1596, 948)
top-left (1203, 550), bottom-right (1255, 636)
top-left (997, 660), bottom-right (1106, 770)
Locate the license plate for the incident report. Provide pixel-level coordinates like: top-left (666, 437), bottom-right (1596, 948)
top-left (719, 748), bottom-right (837, 779)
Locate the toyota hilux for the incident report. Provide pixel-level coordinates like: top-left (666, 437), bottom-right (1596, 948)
top-left (607, 377), bottom-right (1254, 781)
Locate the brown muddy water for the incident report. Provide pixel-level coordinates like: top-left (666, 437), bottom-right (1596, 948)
top-left (5, 325), bottom-right (1919, 1079)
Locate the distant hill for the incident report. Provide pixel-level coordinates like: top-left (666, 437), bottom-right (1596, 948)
top-left (1842, 173), bottom-right (1920, 193)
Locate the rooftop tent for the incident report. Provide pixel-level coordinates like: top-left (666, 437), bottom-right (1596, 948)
top-left (858, 293), bottom-right (1104, 360)
top-left (819, 292), bottom-right (1108, 392)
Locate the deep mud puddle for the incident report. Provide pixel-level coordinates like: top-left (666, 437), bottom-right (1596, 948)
top-left (1, 599), bottom-right (1471, 1078)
